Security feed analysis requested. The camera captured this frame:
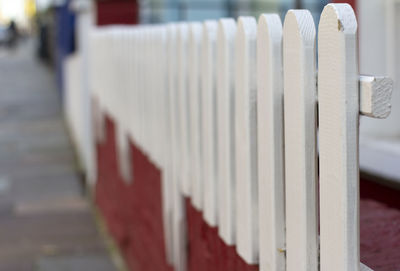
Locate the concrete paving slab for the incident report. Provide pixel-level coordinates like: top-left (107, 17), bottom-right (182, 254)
top-left (0, 41), bottom-right (117, 270)
top-left (37, 254), bottom-right (117, 271)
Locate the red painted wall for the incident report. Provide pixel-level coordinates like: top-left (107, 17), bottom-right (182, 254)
top-left (186, 199), bottom-right (258, 271)
top-left (96, 0), bottom-right (139, 26)
top-left (95, 115), bottom-right (172, 271)
top-left (94, 108), bottom-right (400, 271)
top-left (94, 114), bottom-right (260, 271)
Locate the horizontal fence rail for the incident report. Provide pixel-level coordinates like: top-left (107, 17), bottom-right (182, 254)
top-left (84, 3), bottom-right (393, 271)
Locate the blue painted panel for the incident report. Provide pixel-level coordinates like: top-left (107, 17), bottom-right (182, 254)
top-left (55, 0), bottom-right (76, 96)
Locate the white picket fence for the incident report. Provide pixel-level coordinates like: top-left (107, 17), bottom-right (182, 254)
top-left (84, 3), bottom-right (393, 271)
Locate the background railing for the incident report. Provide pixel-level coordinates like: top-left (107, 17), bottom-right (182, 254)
top-left (65, 3), bottom-right (393, 271)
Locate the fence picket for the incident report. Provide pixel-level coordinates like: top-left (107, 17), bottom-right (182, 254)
top-left (82, 5), bottom-right (390, 270)
top-left (161, 25), bottom-right (173, 264)
top-left (257, 14), bottom-right (285, 271)
top-left (217, 18), bottom-right (237, 246)
top-left (283, 10), bottom-right (318, 271)
top-left (318, 4), bottom-right (360, 271)
top-left (235, 16), bottom-right (259, 264)
top-left (177, 24), bottom-right (191, 196)
top-left (188, 23), bottom-right (204, 210)
top-left (168, 24), bottom-right (188, 271)
top-left (116, 29), bottom-right (133, 182)
top-left (202, 20), bottom-right (219, 227)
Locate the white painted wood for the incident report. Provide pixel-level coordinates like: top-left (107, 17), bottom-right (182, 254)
top-left (257, 14), bottom-right (285, 271)
top-left (318, 4), bottom-right (360, 271)
top-left (283, 10), bottom-right (318, 271)
top-left (161, 169), bottom-right (173, 265)
top-left (160, 26), bottom-right (169, 169)
top-left (172, 172), bottom-right (188, 271)
top-left (116, 127), bottom-right (132, 182)
top-left (359, 76), bottom-right (393, 119)
top-left (168, 24), bottom-right (188, 271)
top-left (188, 22), bottom-right (204, 210)
top-left (116, 29), bottom-right (133, 183)
top-left (169, 25), bottom-right (181, 196)
top-left (135, 28), bottom-right (144, 148)
top-left (144, 27), bottom-right (151, 154)
top-left (201, 20), bottom-right (219, 227)
top-left (155, 27), bottom-right (163, 166)
top-left (135, 28), bottom-right (144, 149)
top-left (132, 29), bottom-right (141, 143)
top-left (146, 27), bottom-right (154, 158)
top-left (161, 24), bottom-right (174, 265)
top-left (82, 11), bottom-right (395, 270)
top-left (177, 23), bottom-right (191, 196)
top-left (92, 96), bottom-right (106, 144)
top-left (89, 31), bottom-right (106, 144)
top-left (155, 26), bottom-right (166, 167)
top-left (148, 27), bottom-right (157, 164)
top-left (217, 18), bottom-right (237, 246)
top-left (88, 31), bottom-right (106, 145)
top-left (360, 263), bottom-right (374, 271)
top-left (235, 16), bottom-right (259, 264)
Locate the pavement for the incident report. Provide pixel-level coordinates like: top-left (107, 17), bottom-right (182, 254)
top-left (0, 41), bottom-right (118, 271)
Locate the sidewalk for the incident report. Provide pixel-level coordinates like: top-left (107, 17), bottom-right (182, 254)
top-left (0, 42), bottom-right (117, 271)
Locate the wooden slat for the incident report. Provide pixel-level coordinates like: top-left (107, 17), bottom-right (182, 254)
top-left (188, 22), bottom-right (204, 210)
top-left (159, 26), bottom-right (168, 167)
top-left (168, 24), bottom-right (188, 271)
top-left (283, 10), bottom-right (318, 271)
top-left (359, 75), bottom-right (393, 119)
top-left (318, 4), bottom-right (360, 271)
top-left (116, 28), bottom-right (134, 182)
top-left (172, 177), bottom-right (188, 271)
top-left (235, 16), bottom-right (259, 264)
top-left (162, 25), bottom-right (173, 265)
top-left (257, 14), bottom-right (285, 271)
top-left (201, 20), bottom-right (219, 227)
top-left (133, 29), bottom-right (141, 143)
top-left (217, 18), bottom-right (237, 245)
top-left (149, 27), bottom-right (158, 163)
top-left (361, 263), bottom-right (373, 271)
top-left (90, 31), bottom-right (106, 144)
top-left (177, 23), bottom-right (191, 196)
top-left (136, 28), bottom-right (144, 148)
top-left (131, 29), bottom-right (139, 142)
top-left (142, 28), bottom-right (148, 151)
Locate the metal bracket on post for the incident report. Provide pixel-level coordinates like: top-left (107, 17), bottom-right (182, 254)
top-left (359, 75), bottom-right (393, 119)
